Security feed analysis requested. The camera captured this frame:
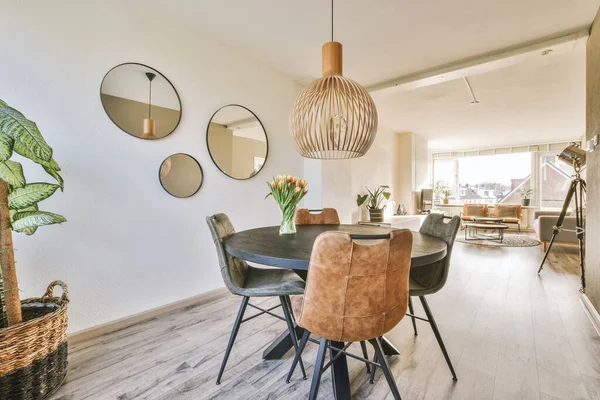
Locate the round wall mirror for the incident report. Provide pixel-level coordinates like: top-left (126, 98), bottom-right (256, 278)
top-left (100, 63), bottom-right (181, 140)
top-left (207, 105), bottom-right (268, 180)
top-left (159, 154), bottom-right (203, 198)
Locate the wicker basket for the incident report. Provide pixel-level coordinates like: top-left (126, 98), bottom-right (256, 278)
top-left (0, 281), bottom-right (69, 400)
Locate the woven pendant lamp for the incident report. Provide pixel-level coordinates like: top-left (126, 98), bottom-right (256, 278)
top-left (290, 1), bottom-right (378, 159)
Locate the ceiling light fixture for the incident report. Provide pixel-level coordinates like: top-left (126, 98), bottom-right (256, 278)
top-left (143, 72), bottom-right (156, 139)
top-left (289, 0), bottom-right (378, 159)
top-left (463, 77), bottom-right (479, 105)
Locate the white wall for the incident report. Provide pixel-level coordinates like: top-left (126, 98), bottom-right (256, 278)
top-left (303, 159), bottom-right (323, 210)
top-left (320, 126), bottom-right (396, 223)
top-left (1, 1), bottom-right (303, 333)
top-left (391, 132), bottom-right (431, 214)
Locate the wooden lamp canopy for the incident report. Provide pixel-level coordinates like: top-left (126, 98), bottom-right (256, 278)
top-left (289, 3), bottom-right (378, 160)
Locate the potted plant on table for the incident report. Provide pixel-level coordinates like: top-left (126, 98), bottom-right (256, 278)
top-left (356, 185), bottom-right (391, 223)
top-left (519, 188), bottom-right (534, 206)
top-left (0, 98), bottom-right (68, 400)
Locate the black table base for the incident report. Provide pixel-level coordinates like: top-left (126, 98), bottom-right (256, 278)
top-left (263, 326), bottom-right (400, 400)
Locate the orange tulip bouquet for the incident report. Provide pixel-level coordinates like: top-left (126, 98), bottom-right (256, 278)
top-left (266, 175), bottom-right (308, 234)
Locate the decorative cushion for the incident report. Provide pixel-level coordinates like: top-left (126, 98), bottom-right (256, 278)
top-left (497, 205), bottom-right (518, 218)
top-left (464, 204), bottom-right (487, 217)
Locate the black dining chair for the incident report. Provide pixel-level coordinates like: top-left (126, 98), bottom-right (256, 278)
top-left (370, 214), bottom-right (461, 382)
top-left (206, 213), bottom-right (307, 384)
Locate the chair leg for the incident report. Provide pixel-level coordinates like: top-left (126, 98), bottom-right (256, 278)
top-left (419, 296), bottom-right (457, 381)
top-left (279, 296), bottom-right (306, 380)
top-left (283, 296), bottom-right (297, 324)
top-left (286, 330), bottom-right (310, 383)
top-left (369, 353), bottom-right (377, 384)
top-left (370, 337), bottom-right (402, 400)
top-left (408, 297), bottom-right (418, 336)
top-left (309, 338), bottom-right (328, 400)
top-left (216, 296), bottom-right (249, 384)
top-left (359, 341), bottom-right (371, 373)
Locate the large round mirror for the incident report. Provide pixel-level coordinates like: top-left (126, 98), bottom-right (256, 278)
top-left (100, 63), bottom-right (181, 140)
top-left (207, 105), bottom-right (268, 180)
top-left (159, 154), bottom-right (203, 198)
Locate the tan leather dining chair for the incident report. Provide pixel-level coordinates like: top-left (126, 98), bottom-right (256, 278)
top-left (295, 208), bottom-right (340, 225)
top-left (287, 229), bottom-right (413, 400)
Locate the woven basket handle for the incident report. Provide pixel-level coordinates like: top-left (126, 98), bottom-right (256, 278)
top-left (42, 280), bottom-right (69, 304)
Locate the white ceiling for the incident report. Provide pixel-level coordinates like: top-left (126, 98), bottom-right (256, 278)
top-left (373, 45), bottom-right (587, 150)
top-left (140, 0), bottom-right (598, 85)
top-left (138, 0), bottom-right (598, 150)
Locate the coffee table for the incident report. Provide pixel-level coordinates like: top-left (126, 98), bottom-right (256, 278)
top-left (464, 220), bottom-right (508, 242)
top-left (471, 216), bottom-right (504, 224)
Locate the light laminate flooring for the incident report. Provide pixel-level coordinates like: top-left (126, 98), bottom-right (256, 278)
top-left (51, 242), bottom-right (600, 399)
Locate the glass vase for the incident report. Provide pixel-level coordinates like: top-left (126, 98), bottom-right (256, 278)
top-left (279, 204), bottom-right (297, 235)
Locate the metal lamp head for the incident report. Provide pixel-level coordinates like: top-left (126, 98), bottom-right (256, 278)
top-left (558, 143), bottom-right (586, 171)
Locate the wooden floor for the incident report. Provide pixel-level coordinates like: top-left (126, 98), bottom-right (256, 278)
top-left (52, 241), bottom-right (600, 400)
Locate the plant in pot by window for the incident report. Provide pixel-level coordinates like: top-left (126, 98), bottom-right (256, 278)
top-left (519, 188), bottom-right (534, 206)
top-left (0, 98), bottom-right (68, 400)
top-left (434, 181), bottom-right (451, 205)
top-left (356, 185), bottom-right (391, 223)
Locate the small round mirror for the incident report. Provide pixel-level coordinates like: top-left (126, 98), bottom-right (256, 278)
top-left (100, 63), bottom-right (181, 140)
top-left (207, 105), bottom-right (268, 180)
top-left (159, 154), bottom-right (203, 198)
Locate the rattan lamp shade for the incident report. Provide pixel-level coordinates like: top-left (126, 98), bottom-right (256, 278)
top-left (290, 42), bottom-right (378, 159)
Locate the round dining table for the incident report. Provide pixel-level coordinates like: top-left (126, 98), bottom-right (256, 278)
top-left (224, 224), bottom-right (447, 400)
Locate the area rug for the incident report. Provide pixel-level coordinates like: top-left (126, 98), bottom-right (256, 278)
top-left (456, 231), bottom-right (541, 247)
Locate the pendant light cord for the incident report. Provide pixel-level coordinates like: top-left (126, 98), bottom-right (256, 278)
top-left (148, 80), bottom-right (152, 119)
top-left (331, 0), bottom-right (334, 41)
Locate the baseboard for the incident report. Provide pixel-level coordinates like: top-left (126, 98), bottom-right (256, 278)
top-left (68, 287), bottom-right (228, 345)
top-left (580, 293), bottom-right (600, 337)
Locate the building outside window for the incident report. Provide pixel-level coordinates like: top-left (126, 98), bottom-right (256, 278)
top-left (432, 144), bottom-right (577, 210)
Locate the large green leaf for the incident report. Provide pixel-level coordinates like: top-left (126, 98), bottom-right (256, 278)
top-left (0, 134), bottom-right (13, 162)
top-left (11, 211), bottom-right (66, 232)
top-left (13, 142), bottom-right (60, 170)
top-left (0, 161), bottom-right (25, 188)
top-left (8, 183), bottom-right (60, 209)
top-left (0, 106), bottom-right (52, 162)
top-left (42, 166), bottom-right (64, 190)
top-left (10, 204), bottom-right (38, 220)
top-left (48, 158), bottom-right (60, 171)
top-left (10, 205), bottom-right (38, 235)
top-left (0, 99), bottom-right (7, 107)
top-left (11, 141), bottom-right (62, 188)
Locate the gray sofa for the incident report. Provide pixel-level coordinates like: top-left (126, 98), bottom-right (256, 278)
top-left (533, 210), bottom-right (577, 251)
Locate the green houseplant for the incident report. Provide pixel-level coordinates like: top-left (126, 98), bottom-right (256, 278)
top-left (356, 185), bottom-right (391, 222)
top-left (434, 181), bottom-right (451, 205)
top-left (0, 99), bottom-right (65, 326)
top-left (0, 99), bottom-right (68, 400)
top-left (519, 187), bottom-right (534, 206)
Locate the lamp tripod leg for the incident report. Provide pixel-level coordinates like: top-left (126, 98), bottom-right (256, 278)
top-left (538, 179), bottom-right (577, 274)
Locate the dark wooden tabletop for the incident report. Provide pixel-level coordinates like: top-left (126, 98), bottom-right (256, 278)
top-left (224, 224), bottom-right (447, 270)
